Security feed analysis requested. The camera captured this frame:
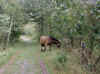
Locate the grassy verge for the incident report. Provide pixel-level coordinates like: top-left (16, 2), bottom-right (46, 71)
top-left (36, 47), bottom-right (85, 74)
top-left (37, 47), bottom-right (68, 74)
top-left (0, 42), bottom-right (85, 74)
top-left (0, 46), bottom-right (18, 68)
top-left (0, 42), bottom-right (31, 68)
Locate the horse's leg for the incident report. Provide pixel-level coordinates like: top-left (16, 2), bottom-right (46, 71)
top-left (46, 45), bottom-right (50, 51)
top-left (45, 43), bottom-right (48, 52)
top-left (44, 46), bottom-right (46, 52)
top-left (49, 44), bottom-right (52, 51)
top-left (41, 44), bottom-right (45, 52)
top-left (41, 46), bottom-right (43, 52)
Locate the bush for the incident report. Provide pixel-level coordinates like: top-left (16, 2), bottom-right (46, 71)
top-left (53, 51), bottom-right (67, 71)
top-left (57, 53), bottom-right (67, 64)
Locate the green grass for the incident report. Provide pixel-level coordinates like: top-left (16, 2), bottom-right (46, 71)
top-left (0, 47), bottom-right (17, 68)
top-left (38, 48), bottom-right (67, 74)
top-left (0, 42), bottom-right (86, 74)
top-left (0, 42), bottom-right (37, 68)
top-left (37, 47), bottom-right (87, 74)
top-left (1, 42), bottom-right (42, 74)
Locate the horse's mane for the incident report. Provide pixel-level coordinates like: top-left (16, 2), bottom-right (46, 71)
top-left (49, 36), bottom-right (59, 42)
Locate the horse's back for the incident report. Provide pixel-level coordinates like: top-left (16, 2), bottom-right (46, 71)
top-left (40, 36), bottom-right (51, 45)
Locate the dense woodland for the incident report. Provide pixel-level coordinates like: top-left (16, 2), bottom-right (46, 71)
top-left (0, 0), bottom-right (100, 74)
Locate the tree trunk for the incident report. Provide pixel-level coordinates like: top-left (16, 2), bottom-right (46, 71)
top-left (94, 56), bottom-right (100, 66)
top-left (6, 16), bottom-right (14, 48)
top-left (70, 37), bottom-right (74, 48)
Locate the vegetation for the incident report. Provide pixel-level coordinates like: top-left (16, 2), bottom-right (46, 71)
top-left (0, 0), bottom-right (100, 74)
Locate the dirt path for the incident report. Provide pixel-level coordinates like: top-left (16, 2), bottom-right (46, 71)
top-left (0, 50), bottom-right (22, 74)
top-left (0, 47), bottom-right (49, 74)
top-left (0, 23), bottom-right (49, 74)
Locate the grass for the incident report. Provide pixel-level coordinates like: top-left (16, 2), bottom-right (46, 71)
top-left (1, 42), bottom-right (42, 74)
top-left (0, 42), bottom-right (87, 74)
top-left (0, 42), bottom-right (37, 68)
top-left (0, 46), bottom-right (17, 68)
top-left (38, 47), bottom-right (68, 74)
top-left (37, 47), bottom-right (88, 74)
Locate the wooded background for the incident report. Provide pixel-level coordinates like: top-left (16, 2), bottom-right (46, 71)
top-left (0, 0), bottom-right (100, 74)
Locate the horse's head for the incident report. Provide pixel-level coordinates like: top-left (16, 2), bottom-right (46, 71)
top-left (56, 40), bottom-right (61, 48)
top-left (50, 36), bottom-right (61, 48)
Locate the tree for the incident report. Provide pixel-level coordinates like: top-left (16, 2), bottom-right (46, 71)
top-left (0, 0), bottom-right (26, 47)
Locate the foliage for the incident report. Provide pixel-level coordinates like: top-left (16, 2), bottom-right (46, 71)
top-left (0, 0), bottom-right (26, 46)
top-left (0, 0), bottom-right (100, 73)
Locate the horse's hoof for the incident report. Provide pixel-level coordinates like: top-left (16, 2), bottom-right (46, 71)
top-left (41, 50), bottom-right (45, 52)
top-left (43, 50), bottom-right (46, 52)
top-left (49, 49), bottom-right (51, 51)
top-left (41, 50), bottom-right (43, 52)
top-left (41, 49), bottom-right (43, 52)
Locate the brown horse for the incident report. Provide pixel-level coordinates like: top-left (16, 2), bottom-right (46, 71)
top-left (40, 36), bottom-right (61, 52)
